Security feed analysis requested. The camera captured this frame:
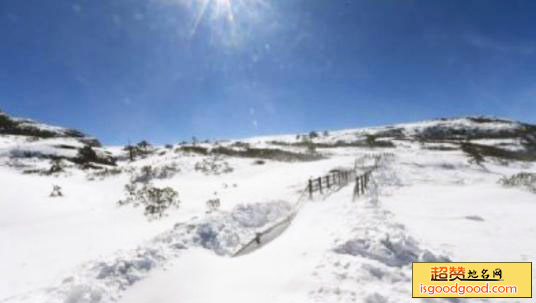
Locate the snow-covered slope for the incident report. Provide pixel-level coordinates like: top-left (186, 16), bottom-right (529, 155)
top-left (0, 112), bottom-right (100, 146)
top-left (0, 114), bottom-right (535, 303)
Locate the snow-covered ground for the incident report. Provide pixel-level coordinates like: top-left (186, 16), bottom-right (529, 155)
top-left (1, 115), bottom-right (535, 303)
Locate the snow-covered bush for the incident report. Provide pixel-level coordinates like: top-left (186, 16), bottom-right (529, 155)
top-left (9, 148), bottom-right (43, 159)
top-left (499, 172), bottom-right (536, 193)
top-left (50, 185), bottom-right (63, 197)
top-left (206, 198), bottom-right (221, 213)
top-left (131, 164), bottom-right (180, 183)
top-left (194, 156), bottom-right (233, 175)
top-left (76, 145), bottom-right (116, 167)
top-left (118, 182), bottom-right (180, 220)
top-left (86, 167), bottom-right (123, 181)
top-left (156, 163), bottom-right (180, 179)
top-left (48, 158), bottom-right (64, 174)
top-left (461, 142), bottom-right (485, 165)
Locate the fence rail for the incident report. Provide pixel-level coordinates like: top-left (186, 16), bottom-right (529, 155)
top-left (308, 169), bottom-right (354, 199)
top-left (308, 168), bottom-right (373, 200)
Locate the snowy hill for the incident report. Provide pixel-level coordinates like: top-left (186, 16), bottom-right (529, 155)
top-left (1, 113), bottom-right (535, 303)
top-left (0, 112), bottom-right (100, 146)
top-left (0, 112), bottom-right (116, 173)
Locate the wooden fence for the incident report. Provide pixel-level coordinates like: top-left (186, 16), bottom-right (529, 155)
top-left (235, 167), bottom-right (375, 257)
top-left (308, 169), bottom-right (356, 199)
top-left (308, 169), bottom-right (373, 200)
top-left (353, 170), bottom-right (372, 200)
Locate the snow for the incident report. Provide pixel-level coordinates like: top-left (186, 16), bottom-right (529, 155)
top-left (1, 115), bottom-right (535, 303)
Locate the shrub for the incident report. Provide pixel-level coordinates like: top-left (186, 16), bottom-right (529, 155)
top-left (50, 185), bottom-right (63, 197)
top-left (461, 143), bottom-right (485, 165)
top-left (306, 141), bottom-right (316, 154)
top-left (132, 164), bottom-right (180, 183)
top-left (423, 144), bottom-right (458, 151)
top-left (206, 198), bottom-right (221, 213)
top-left (78, 145), bottom-right (98, 162)
top-left (211, 146), bottom-right (323, 162)
top-left (76, 145), bottom-right (116, 166)
top-left (366, 135), bottom-right (376, 146)
top-left (137, 140), bottom-right (151, 150)
top-left (309, 131), bottom-right (319, 138)
top-left (499, 172), bottom-right (536, 193)
top-left (195, 156), bottom-right (233, 175)
top-left (86, 167), bottom-right (123, 181)
top-left (461, 142), bottom-right (536, 163)
top-left (48, 159), bottom-right (64, 174)
top-left (0, 113), bottom-right (17, 130)
top-left (180, 145), bottom-right (209, 155)
top-left (231, 141), bottom-right (250, 148)
top-left (64, 129), bottom-right (86, 138)
top-left (118, 182), bottom-right (180, 220)
top-left (119, 140), bottom-right (154, 160)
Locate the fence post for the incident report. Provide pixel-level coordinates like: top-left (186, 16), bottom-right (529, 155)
top-left (326, 175), bottom-right (330, 189)
top-left (308, 179), bottom-right (313, 200)
top-left (318, 177), bottom-right (323, 194)
top-left (353, 176), bottom-right (359, 200)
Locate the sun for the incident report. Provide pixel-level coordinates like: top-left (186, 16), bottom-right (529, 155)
top-left (191, 0), bottom-right (235, 38)
top-left (159, 0), bottom-right (269, 47)
top-left (184, 0), bottom-right (269, 47)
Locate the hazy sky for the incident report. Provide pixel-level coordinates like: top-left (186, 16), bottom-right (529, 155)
top-left (1, 0), bottom-right (535, 144)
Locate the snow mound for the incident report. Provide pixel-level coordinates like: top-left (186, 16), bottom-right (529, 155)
top-left (4, 200), bottom-right (294, 303)
top-left (231, 201), bottom-right (293, 228)
top-left (194, 200), bottom-right (293, 255)
top-left (334, 234), bottom-right (449, 267)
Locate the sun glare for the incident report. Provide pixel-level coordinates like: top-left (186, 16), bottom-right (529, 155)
top-left (191, 0), bottom-right (235, 37)
top-left (186, 0), bottom-right (269, 47)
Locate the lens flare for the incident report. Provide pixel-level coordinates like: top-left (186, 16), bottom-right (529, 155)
top-left (162, 0), bottom-right (270, 47)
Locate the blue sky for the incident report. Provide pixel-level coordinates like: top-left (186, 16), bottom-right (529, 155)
top-left (1, 0), bottom-right (535, 144)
